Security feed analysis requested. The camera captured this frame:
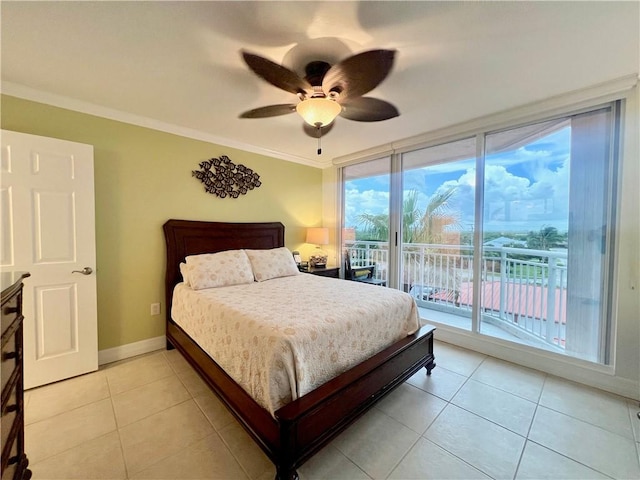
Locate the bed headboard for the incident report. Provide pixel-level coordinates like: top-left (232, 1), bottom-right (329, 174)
top-left (163, 219), bottom-right (285, 323)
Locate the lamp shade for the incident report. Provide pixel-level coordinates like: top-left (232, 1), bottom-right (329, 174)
top-left (306, 227), bottom-right (329, 245)
top-left (296, 98), bottom-right (342, 127)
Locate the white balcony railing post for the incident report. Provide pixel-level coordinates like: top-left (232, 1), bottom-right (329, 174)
top-left (419, 245), bottom-right (426, 294)
top-left (546, 258), bottom-right (558, 344)
top-left (500, 250), bottom-right (507, 321)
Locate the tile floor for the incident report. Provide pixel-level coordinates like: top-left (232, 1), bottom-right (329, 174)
top-left (25, 341), bottom-right (640, 480)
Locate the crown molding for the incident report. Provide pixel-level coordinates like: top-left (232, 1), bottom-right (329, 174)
top-left (332, 143), bottom-right (394, 166)
top-left (1, 82), bottom-right (331, 169)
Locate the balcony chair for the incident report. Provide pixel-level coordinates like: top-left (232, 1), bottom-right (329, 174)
top-left (344, 251), bottom-right (386, 286)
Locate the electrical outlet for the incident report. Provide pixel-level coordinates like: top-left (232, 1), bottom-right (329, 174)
top-left (150, 303), bottom-right (161, 316)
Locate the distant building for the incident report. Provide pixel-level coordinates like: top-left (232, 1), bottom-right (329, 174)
top-left (483, 236), bottom-right (526, 247)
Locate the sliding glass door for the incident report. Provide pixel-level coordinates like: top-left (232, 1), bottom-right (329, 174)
top-left (481, 108), bottom-right (616, 363)
top-left (401, 138), bottom-right (477, 330)
top-left (342, 157), bottom-right (391, 284)
top-left (340, 101), bottom-right (620, 365)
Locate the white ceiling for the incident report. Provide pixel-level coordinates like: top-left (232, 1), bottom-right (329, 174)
top-left (2, 1), bottom-right (638, 168)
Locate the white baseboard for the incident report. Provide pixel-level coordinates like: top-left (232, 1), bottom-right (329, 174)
top-left (98, 335), bottom-right (166, 366)
top-left (434, 325), bottom-right (640, 401)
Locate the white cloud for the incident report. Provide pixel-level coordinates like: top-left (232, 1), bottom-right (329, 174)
top-left (434, 156), bottom-right (570, 231)
top-left (344, 127), bottom-right (572, 233)
top-left (344, 187), bottom-right (389, 228)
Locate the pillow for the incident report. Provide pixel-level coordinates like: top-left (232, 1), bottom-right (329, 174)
top-left (244, 247), bottom-right (300, 282)
top-left (354, 269), bottom-right (371, 278)
top-left (179, 262), bottom-right (191, 286)
top-left (185, 249), bottom-right (254, 290)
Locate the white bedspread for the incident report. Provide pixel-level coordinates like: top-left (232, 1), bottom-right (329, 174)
top-left (171, 273), bottom-right (421, 415)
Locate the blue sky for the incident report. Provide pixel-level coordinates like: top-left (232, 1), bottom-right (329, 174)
top-left (344, 126), bottom-right (571, 234)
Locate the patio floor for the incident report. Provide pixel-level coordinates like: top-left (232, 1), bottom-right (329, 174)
top-left (417, 307), bottom-right (561, 352)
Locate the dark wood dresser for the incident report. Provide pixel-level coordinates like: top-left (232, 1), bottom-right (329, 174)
top-left (1, 272), bottom-right (31, 480)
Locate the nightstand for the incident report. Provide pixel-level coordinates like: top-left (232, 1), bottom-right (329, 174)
top-left (301, 266), bottom-right (340, 279)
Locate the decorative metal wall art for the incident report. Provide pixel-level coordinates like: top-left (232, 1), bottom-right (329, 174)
top-left (192, 155), bottom-right (261, 198)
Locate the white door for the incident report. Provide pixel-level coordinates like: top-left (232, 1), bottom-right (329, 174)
top-left (1, 130), bottom-right (97, 389)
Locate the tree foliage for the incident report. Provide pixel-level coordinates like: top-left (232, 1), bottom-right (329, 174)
top-left (526, 226), bottom-right (564, 250)
top-left (356, 187), bottom-right (460, 243)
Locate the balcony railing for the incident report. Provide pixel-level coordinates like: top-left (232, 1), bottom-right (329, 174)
top-left (345, 241), bottom-right (568, 351)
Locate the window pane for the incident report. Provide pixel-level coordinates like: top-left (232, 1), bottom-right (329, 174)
top-left (480, 109), bottom-right (613, 363)
top-left (402, 138), bottom-right (476, 330)
top-left (342, 157), bottom-right (390, 285)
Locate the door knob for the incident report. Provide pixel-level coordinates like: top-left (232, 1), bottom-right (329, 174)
top-left (72, 267), bottom-right (93, 275)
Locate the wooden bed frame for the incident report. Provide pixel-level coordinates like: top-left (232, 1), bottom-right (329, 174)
top-left (163, 219), bottom-right (436, 480)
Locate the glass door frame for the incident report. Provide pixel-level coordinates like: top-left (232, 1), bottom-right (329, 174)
top-left (339, 99), bottom-right (622, 367)
top-left (339, 155), bottom-right (394, 287)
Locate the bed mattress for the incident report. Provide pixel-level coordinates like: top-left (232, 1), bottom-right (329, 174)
top-left (171, 273), bottom-right (421, 415)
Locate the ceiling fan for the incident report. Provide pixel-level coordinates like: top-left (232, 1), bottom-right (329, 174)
top-left (239, 49), bottom-right (400, 154)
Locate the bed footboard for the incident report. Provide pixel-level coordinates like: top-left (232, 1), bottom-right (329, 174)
top-left (168, 320), bottom-right (434, 480)
top-left (274, 325), bottom-right (435, 479)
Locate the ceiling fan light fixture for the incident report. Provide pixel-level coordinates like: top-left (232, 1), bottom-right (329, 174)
top-left (296, 97), bottom-right (342, 127)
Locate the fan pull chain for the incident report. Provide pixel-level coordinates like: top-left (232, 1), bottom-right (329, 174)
top-left (316, 123), bottom-right (322, 155)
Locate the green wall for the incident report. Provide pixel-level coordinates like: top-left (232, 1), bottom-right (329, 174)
top-left (1, 95), bottom-right (323, 350)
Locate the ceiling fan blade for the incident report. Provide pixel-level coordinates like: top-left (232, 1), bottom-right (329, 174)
top-left (322, 49), bottom-right (396, 101)
top-left (239, 104), bottom-right (296, 119)
top-left (303, 122), bottom-right (334, 138)
top-left (242, 51), bottom-right (312, 95)
top-left (339, 97), bottom-right (400, 122)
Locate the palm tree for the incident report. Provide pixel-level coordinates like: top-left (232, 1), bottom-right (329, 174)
top-left (416, 186), bottom-right (460, 244)
top-left (356, 187), bottom-right (460, 243)
top-left (355, 212), bottom-right (390, 242)
top-left (355, 187), bottom-right (462, 299)
top-left (527, 226), bottom-right (563, 251)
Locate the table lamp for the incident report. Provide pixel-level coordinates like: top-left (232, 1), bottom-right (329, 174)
top-left (306, 227), bottom-right (329, 267)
